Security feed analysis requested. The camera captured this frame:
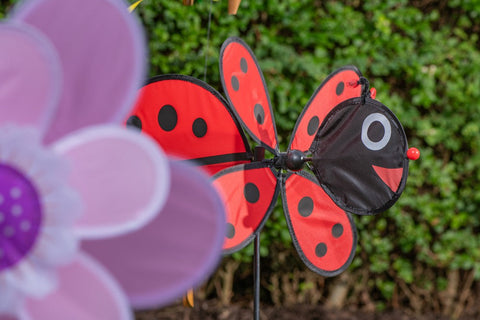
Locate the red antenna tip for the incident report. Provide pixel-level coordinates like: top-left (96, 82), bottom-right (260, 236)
top-left (407, 147), bottom-right (420, 161)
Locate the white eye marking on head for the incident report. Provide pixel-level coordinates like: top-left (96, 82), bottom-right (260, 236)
top-left (361, 113), bottom-right (391, 151)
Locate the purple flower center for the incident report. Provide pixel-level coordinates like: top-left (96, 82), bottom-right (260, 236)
top-left (0, 164), bottom-right (42, 272)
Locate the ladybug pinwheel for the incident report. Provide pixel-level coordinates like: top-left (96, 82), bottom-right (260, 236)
top-left (127, 37), bottom-right (419, 276)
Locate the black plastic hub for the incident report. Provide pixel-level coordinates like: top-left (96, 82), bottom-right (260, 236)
top-left (274, 149), bottom-right (307, 171)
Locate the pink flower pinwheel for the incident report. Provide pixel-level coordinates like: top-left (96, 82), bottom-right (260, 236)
top-left (0, 0), bottom-right (226, 319)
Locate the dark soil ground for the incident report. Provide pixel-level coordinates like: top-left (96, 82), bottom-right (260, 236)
top-left (136, 300), bottom-right (479, 320)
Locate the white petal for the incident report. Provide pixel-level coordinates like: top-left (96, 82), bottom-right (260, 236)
top-left (41, 188), bottom-right (82, 227)
top-left (0, 278), bottom-right (20, 314)
top-left (30, 228), bottom-right (79, 267)
top-left (4, 262), bottom-right (57, 298)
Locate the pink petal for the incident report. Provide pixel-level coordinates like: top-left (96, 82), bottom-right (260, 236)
top-left (0, 23), bottom-right (60, 134)
top-left (52, 126), bottom-right (169, 239)
top-left (83, 160), bottom-right (226, 309)
top-left (12, 0), bottom-right (146, 143)
top-left (22, 253), bottom-right (132, 320)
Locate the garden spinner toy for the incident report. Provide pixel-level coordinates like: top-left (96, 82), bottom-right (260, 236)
top-left (127, 37), bottom-right (419, 316)
top-left (0, 0), bottom-right (227, 318)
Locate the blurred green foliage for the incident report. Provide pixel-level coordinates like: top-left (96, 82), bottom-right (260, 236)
top-left (2, 0), bottom-right (480, 312)
top-left (135, 0), bottom-right (480, 311)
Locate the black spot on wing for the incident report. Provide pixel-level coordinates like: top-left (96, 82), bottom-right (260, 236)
top-left (231, 76), bottom-right (240, 91)
top-left (315, 242), bottom-right (327, 257)
top-left (332, 223), bottom-right (344, 238)
top-left (298, 196), bottom-right (313, 217)
top-left (158, 105), bottom-right (177, 131)
top-left (192, 118), bottom-right (207, 138)
top-left (244, 182), bottom-right (260, 203)
top-left (126, 115), bottom-right (142, 130)
top-left (254, 103), bottom-right (265, 125)
top-left (226, 223), bottom-right (235, 239)
top-left (240, 58), bottom-right (248, 73)
top-left (336, 81), bottom-right (345, 96)
top-left (307, 116), bottom-right (320, 136)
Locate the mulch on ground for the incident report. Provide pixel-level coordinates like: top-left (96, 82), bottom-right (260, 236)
top-left (136, 300), bottom-right (476, 320)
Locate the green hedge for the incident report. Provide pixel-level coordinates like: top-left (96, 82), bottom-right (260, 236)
top-left (130, 0), bottom-right (480, 314)
top-left (3, 0), bottom-right (480, 315)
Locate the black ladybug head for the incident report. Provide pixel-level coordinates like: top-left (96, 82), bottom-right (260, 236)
top-left (310, 97), bottom-right (408, 215)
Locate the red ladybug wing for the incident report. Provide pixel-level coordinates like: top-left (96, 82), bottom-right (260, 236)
top-left (281, 171), bottom-right (357, 276)
top-left (219, 37), bottom-right (279, 154)
top-left (213, 162), bottom-right (280, 253)
top-left (289, 66), bottom-right (363, 152)
top-left (127, 75), bottom-right (252, 175)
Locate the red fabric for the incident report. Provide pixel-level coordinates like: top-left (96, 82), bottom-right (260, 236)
top-left (221, 40), bottom-right (278, 151)
top-left (372, 165), bottom-right (404, 192)
top-left (129, 77), bottom-right (250, 175)
top-left (213, 165), bottom-right (278, 252)
top-left (283, 173), bottom-right (355, 274)
top-left (290, 69), bottom-right (362, 152)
